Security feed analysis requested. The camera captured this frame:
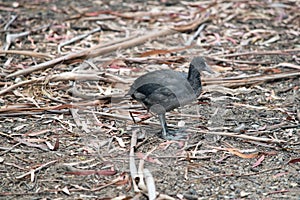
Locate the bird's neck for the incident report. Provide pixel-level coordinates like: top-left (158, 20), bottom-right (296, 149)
top-left (187, 65), bottom-right (202, 96)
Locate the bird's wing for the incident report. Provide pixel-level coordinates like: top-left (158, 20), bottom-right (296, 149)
top-left (129, 70), bottom-right (187, 91)
top-left (128, 69), bottom-right (197, 112)
top-left (142, 86), bottom-right (179, 112)
top-left (145, 83), bottom-right (196, 112)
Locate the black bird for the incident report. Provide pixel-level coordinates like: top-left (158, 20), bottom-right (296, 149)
top-left (127, 57), bottom-right (213, 139)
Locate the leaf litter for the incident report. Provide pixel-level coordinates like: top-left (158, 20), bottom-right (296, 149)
top-left (0, 0), bottom-right (299, 199)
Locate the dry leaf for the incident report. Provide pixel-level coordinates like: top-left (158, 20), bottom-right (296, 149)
top-left (252, 155), bottom-right (265, 168)
top-left (45, 141), bottom-right (54, 150)
top-left (62, 186), bottom-right (70, 195)
top-left (107, 59), bottom-right (128, 69)
top-left (24, 129), bottom-right (51, 137)
top-left (65, 169), bottom-right (117, 176)
top-left (140, 49), bottom-right (172, 57)
top-left (114, 136), bottom-right (126, 148)
top-left (288, 158), bottom-right (300, 164)
top-left (226, 148), bottom-right (258, 159)
top-left (53, 137), bottom-right (59, 151)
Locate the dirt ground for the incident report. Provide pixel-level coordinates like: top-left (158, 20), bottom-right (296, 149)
top-left (0, 0), bottom-right (299, 199)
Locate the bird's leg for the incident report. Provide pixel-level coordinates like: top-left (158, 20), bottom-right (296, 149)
top-left (158, 113), bottom-right (188, 140)
top-left (158, 113), bottom-right (168, 138)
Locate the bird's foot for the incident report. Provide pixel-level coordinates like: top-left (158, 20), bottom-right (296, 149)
top-left (160, 128), bottom-right (189, 140)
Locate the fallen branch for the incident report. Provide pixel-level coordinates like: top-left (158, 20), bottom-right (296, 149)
top-left (7, 29), bottom-right (174, 78)
top-left (0, 72), bottom-right (128, 96)
top-left (204, 70), bottom-right (300, 88)
top-left (198, 130), bottom-right (287, 143)
top-left (16, 159), bottom-right (58, 179)
top-left (216, 48), bottom-right (300, 57)
top-left (7, 17), bottom-right (210, 78)
top-left (0, 50), bottom-right (53, 59)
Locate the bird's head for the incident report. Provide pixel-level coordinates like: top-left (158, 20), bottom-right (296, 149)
top-left (190, 57), bottom-right (214, 74)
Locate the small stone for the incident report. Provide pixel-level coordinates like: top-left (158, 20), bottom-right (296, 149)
top-left (178, 120), bottom-right (185, 127)
top-left (290, 182), bottom-right (298, 187)
top-left (240, 191), bottom-right (251, 197)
